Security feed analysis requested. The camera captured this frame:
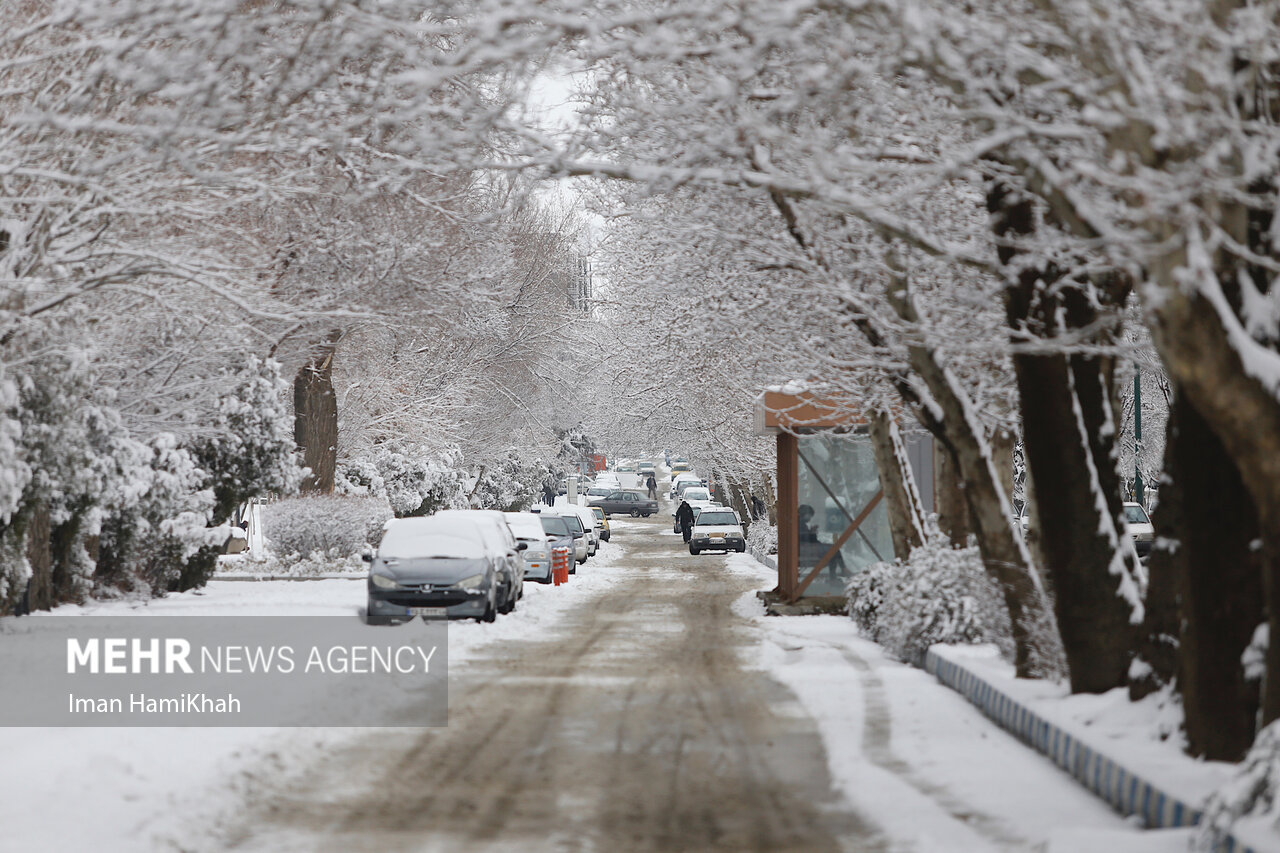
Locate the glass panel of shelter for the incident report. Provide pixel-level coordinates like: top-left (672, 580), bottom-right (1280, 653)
top-left (796, 433), bottom-right (895, 596)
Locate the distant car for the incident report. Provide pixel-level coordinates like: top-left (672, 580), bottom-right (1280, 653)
top-left (637, 461), bottom-right (656, 476)
top-left (671, 459), bottom-right (691, 473)
top-left (585, 486), bottom-right (616, 501)
top-left (588, 490), bottom-right (658, 517)
top-left (365, 515), bottom-right (525, 624)
top-left (672, 477), bottom-right (705, 501)
top-left (689, 508), bottom-right (746, 554)
top-left (503, 511), bottom-right (553, 584)
top-left (679, 486), bottom-right (714, 509)
top-left (590, 506), bottom-right (611, 542)
top-left (1124, 502), bottom-right (1154, 557)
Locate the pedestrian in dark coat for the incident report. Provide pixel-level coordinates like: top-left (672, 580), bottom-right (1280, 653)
top-left (676, 500), bottom-right (696, 543)
top-left (646, 474), bottom-right (658, 499)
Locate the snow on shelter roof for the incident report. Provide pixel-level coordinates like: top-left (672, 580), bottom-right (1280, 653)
top-left (753, 389), bottom-right (868, 435)
top-left (379, 518), bottom-right (486, 560)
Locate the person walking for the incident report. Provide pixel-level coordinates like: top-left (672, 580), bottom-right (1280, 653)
top-left (676, 499), bottom-right (695, 543)
top-left (646, 473), bottom-right (658, 500)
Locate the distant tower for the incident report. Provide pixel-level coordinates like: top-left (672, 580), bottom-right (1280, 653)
top-left (571, 257), bottom-right (593, 314)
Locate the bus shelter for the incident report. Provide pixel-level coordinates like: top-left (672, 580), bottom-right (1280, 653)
top-left (754, 390), bottom-right (935, 603)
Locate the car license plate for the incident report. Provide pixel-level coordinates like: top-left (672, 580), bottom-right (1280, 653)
top-left (709, 533), bottom-right (725, 539)
top-left (409, 607), bottom-right (447, 618)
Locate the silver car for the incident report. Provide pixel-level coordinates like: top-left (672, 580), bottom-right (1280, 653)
top-left (504, 511), bottom-right (553, 583)
top-left (365, 515), bottom-right (524, 624)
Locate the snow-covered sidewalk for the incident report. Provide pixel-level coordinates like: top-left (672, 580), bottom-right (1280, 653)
top-left (0, 540), bottom-right (628, 852)
top-left (724, 551), bottom-right (1196, 852)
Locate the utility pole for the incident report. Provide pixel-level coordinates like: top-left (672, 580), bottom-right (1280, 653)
top-left (1134, 369), bottom-right (1145, 506)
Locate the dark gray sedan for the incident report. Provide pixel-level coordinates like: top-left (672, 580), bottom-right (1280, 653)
top-left (587, 490), bottom-right (658, 517)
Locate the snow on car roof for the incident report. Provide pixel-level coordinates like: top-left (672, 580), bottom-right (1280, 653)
top-left (503, 512), bottom-right (548, 540)
top-left (379, 519), bottom-right (487, 560)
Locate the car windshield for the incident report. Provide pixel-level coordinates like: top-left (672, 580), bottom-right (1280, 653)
top-left (563, 515), bottom-right (585, 534)
top-left (683, 488), bottom-right (710, 501)
top-left (696, 511), bottom-right (737, 526)
top-left (591, 507), bottom-right (605, 519)
top-left (1125, 505), bottom-right (1150, 524)
top-left (539, 516), bottom-right (570, 536)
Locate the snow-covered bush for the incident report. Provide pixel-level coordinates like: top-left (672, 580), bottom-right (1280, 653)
top-left (747, 521), bottom-right (777, 565)
top-left (191, 356), bottom-right (303, 524)
top-left (471, 452), bottom-right (547, 511)
top-left (847, 533), bottom-right (1012, 666)
top-left (93, 434), bottom-right (220, 597)
top-left (1198, 721), bottom-right (1280, 850)
top-left (336, 445), bottom-right (465, 517)
top-left (262, 494), bottom-right (393, 562)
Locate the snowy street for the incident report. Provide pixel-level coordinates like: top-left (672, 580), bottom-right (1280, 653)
top-left (1, 506), bottom-right (1168, 852)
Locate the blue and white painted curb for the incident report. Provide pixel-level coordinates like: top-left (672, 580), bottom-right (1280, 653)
top-left (924, 648), bottom-right (1261, 853)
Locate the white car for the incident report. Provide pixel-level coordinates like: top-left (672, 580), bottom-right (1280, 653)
top-left (566, 504), bottom-right (600, 557)
top-left (503, 511), bottom-right (553, 583)
top-left (688, 507), bottom-right (746, 554)
top-left (1123, 502), bottom-right (1154, 558)
top-left (670, 472), bottom-right (701, 499)
top-left (584, 485), bottom-right (616, 502)
top-left (679, 486), bottom-right (715, 511)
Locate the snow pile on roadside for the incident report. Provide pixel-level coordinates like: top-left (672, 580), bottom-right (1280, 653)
top-left (722, 551), bottom-right (1168, 851)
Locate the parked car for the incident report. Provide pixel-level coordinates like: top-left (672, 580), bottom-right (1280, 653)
top-left (1124, 502), bottom-right (1154, 557)
top-left (365, 515), bottom-right (525, 625)
top-left (503, 511), bottom-right (553, 584)
top-left (688, 508), bottom-right (746, 554)
top-left (678, 486), bottom-right (714, 509)
top-left (637, 461), bottom-right (656, 476)
top-left (558, 511), bottom-right (590, 565)
top-left (671, 475), bottom-right (704, 500)
top-left (567, 504), bottom-right (599, 556)
top-left (590, 506), bottom-right (611, 542)
top-left (585, 485), bottom-right (616, 501)
top-left (433, 510), bottom-right (526, 610)
top-left (671, 458), bottom-right (691, 473)
top-left (534, 511), bottom-right (576, 572)
top-left (588, 489), bottom-right (658, 517)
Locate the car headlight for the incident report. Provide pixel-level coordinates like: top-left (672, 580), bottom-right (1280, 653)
top-left (525, 548), bottom-right (550, 561)
top-left (453, 573), bottom-right (486, 593)
top-left (369, 572), bottom-right (401, 590)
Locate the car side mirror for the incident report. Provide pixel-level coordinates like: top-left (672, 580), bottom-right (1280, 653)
top-left (516, 541), bottom-right (528, 552)
top-left (360, 549), bottom-right (374, 563)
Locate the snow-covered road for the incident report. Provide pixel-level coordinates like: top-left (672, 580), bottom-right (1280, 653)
top-left (2, 510), bottom-right (1182, 851)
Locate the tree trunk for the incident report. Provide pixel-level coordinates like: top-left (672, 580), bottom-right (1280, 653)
top-left (934, 439), bottom-right (970, 547)
top-left (294, 332), bottom-right (341, 494)
top-left (50, 510), bottom-right (88, 606)
top-left (989, 181), bottom-right (1141, 693)
top-left (726, 478), bottom-right (753, 537)
top-left (891, 275), bottom-right (1056, 678)
top-left (869, 409), bottom-right (926, 560)
top-left (1145, 245), bottom-right (1280, 725)
top-left (1155, 390), bottom-right (1264, 759)
top-left (1129, 411), bottom-right (1181, 703)
top-left (24, 502), bottom-right (51, 612)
